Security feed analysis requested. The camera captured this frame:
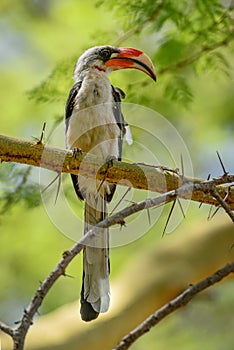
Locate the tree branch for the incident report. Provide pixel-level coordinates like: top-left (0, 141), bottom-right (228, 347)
top-left (0, 189), bottom-right (176, 348)
top-left (113, 261), bottom-right (234, 350)
top-left (0, 321), bottom-right (14, 337)
top-left (1, 181), bottom-right (234, 348)
top-left (210, 188), bottom-right (234, 222)
top-left (1, 133), bottom-right (234, 348)
top-left (1, 134), bottom-right (234, 209)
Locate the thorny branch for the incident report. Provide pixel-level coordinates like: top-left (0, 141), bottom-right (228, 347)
top-left (0, 190), bottom-right (176, 349)
top-left (1, 133), bottom-right (234, 349)
top-left (113, 261), bottom-right (234, 350)
top-left (0, 321), bottom-right (14, 337)
top-left (1, 180), bottom-right (234, 348)
top-left (1, 134), bottom-right (234, 209)
top-left (210, 188), bottom-right (234, 222)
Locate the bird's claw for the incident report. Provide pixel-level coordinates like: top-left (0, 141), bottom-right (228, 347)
top-left (98, 156), bottom-right (116, 175)
top-left (105, 156), bottom-right (116, 169)
top-left (72, 147), bottom-right (83, 158)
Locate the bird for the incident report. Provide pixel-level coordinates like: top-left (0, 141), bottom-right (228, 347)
top-left (65, 45), bottom-right (156, 322)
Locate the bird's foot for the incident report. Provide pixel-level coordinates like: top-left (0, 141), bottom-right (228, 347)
top-left (97, 156), bottom-right (117, 195)
top-left (72, 147), bottom-right (83, 159)
top-left (105, 155), bottom-right (117, 168)
top-left (98, 156), bottom-right (116, 175)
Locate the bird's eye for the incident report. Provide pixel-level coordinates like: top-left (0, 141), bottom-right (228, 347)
top-left (99, 48), bottom-right (111, 61)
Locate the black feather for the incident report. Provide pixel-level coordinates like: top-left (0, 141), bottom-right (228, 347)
top-left (65, 81), bottom-right (84, 200)
top-left (65, 81), bottom-right (82, 132)
top-left (80, 271), bottom-right (99, 321)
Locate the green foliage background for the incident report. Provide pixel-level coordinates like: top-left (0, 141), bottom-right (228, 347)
top-left (0, 0), bottom-right (234, 349)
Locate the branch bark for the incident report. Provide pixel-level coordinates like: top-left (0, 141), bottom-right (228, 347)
top-left (113, 261), bottom-right (234, 350)
top-left (1, 134), bottom-right (234, 209)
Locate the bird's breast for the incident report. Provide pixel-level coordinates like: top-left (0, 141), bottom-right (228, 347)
top-left (66, 74), bottom-right (121, 159)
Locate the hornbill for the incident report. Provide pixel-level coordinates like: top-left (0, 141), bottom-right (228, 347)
top-left (65, 45), bottom-right (156, 321)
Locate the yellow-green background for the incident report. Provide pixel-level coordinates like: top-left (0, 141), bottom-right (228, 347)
top-left (1, 1), bottom-right (234, 349)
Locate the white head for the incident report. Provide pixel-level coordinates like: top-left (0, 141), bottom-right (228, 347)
top-left (74, 45), bottom-right (156, 81)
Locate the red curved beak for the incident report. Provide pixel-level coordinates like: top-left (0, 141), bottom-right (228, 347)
top-left (105, 47), bottom-right (156, 81)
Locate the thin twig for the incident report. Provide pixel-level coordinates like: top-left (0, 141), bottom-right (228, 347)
top-left (0, 321), bottom-right (14, 337)
top-left (211, 188), bottom-right (234, 222)
top-left (113, 261), bottom-right (234, 350)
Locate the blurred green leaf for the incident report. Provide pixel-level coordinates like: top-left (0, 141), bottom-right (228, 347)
top-left (27, 56), bottom-right (75, 104)
top-left (0, 164), bottom-right (41, 216)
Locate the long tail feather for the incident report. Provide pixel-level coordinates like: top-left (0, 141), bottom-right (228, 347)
top-left (80, 195), bottom-right (110, 322)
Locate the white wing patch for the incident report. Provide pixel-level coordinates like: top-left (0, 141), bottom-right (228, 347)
top-left (124, 124), bottom-right (133, 145)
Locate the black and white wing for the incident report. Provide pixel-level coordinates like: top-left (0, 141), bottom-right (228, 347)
top-left (65, 81), bottom-right (84, 200)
